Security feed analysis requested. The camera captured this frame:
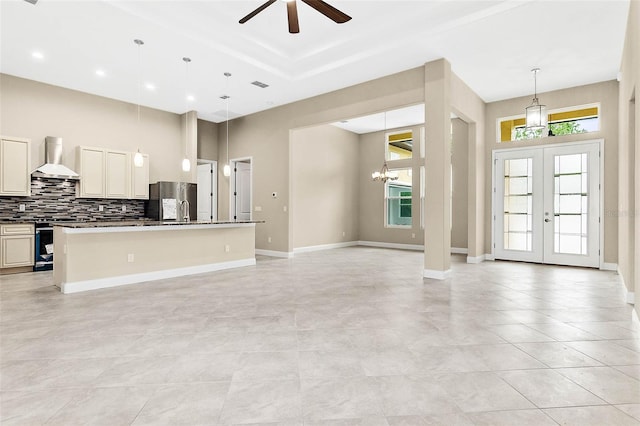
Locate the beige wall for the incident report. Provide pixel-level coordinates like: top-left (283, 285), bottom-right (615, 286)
top-left (218, 68), bottom-right (426, 253)
top-left (485, 80), bottom-right (619, 264)
top-left (451, 71), bottom-right (487, 261)
top-left (359, 124), bottom-right (425, 246)
top-left (197, 119), bottom-right (218, 161)
top-left (0, 74), bottom-right (185, 183)
top-left (618, 0), bottom-right (639, 315)
top-left (291, 125), bottom-right (359, 248)
top-left (452, 118), bottom-right (469, 249)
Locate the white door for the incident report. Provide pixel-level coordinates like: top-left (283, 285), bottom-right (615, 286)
top-left (197, 162), bottom-right (216, 221)
top-left (494, 142), bottom-right (601, 267)
top-left (233, 160), bottom-right (252, 221)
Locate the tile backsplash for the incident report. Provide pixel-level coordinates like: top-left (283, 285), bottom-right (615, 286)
top-left (0, 178), bottom-right (145, 221)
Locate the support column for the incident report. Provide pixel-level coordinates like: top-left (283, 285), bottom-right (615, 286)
top-left (423, 59), bottom-right (452, 279)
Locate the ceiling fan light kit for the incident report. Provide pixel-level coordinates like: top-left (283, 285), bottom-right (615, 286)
top-left (239, 0), bottom-right (351, 34)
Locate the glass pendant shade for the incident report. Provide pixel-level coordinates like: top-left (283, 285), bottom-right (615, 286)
top-left (133, 150), bottom-right (144, 167)
top-left (223, 164), bottom-right (231, 177)
top-left (525, 99), bottom-right (547, 129)
top-left (182, 158), bottom-right (191, 172)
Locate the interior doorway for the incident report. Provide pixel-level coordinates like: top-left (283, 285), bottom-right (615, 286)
top-left (196, 160), bottom-right (217, 221)
top-left (230, 158), bottom-right (252, 221)
top-left (493, 140), bottom-right (602, 268)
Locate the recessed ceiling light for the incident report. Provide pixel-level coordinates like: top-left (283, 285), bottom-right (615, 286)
top-left (31, 51), bottom-right (44, 60)
top-left (145, 83), bottom-right (156, 91)
top-left (95, 69), bottom-right (106, 77)
top-left (187, 95), bottom-right (195, 102)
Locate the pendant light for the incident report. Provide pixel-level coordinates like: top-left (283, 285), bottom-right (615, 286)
top-left (181, 57), bottom-right (192, 172)
top-left (372, 111), bottom-right (398, 183)
top-left (222, 72), bottom-right (232, 177)
top-left (133, 39), bottom-right (144, 168)
top-left (525, 68), bottom-right (547, 130)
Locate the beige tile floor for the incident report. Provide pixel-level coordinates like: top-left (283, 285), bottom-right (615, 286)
top-left (1, 247), bottom-right (639, 425)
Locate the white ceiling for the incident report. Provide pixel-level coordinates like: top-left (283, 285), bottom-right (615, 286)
top-left (0, 0), bottom-right (630, 131)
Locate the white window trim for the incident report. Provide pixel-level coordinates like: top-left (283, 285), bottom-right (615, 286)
top-left (384, 168), bottom-right (412, 229)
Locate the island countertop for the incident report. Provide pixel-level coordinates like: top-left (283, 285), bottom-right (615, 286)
top-left (54, 220), bottom-right (264, 233)
top-left (54, 219), bottom-right (263, 228)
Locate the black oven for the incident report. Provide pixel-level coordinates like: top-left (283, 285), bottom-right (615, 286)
top-left (34, 223), bottom-right (53, 271)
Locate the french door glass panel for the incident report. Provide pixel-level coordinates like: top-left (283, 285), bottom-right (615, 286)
top-left (494, 149), bottom-right (543, 263)
top-left (495, 142), bottom-right (600, 267)
top-left (543, 143), bottom-right (600, 267)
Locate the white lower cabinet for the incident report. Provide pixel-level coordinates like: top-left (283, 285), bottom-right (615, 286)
top-left (0, 224), bottom-right (34, 269)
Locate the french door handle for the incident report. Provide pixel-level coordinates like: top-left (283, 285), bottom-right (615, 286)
top-left (544, 218), bottom-right (551, 223)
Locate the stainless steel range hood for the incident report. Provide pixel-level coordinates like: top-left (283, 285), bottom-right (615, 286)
top-left (31, 137), bottom-right (80, 180)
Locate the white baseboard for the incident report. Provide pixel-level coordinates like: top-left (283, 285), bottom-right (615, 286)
top-left (617, 272), bottom-right (635, 305)
top-left (294, 241), bottom-right (358, 253)
top-left (601, 262), bottom-right (618, 271)
top-left (466, 254), bottom-right (485, 264)
top-left (255, 249), bottom-right (294, 258)
top-left (451, 247), bottom-right (468, 254)
top-left (60, 258), bottom-right (256, 294)
top-left (484, 254), bottom-right (495, 261)
top-left (358, 241), bottom-right (424, 251)
top-left (423, 268), bottom-right (452, 280)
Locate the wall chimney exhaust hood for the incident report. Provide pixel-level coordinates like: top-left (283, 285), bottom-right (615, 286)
top-left (31, 137), bottom-right (80, 180)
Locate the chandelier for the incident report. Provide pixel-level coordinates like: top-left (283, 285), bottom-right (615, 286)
top-left (371, 111), bottom-right (398, 183)
top-left (525, 68), bottom-right (547, 130)
top-left (372, 161), bottom-right (398, 183)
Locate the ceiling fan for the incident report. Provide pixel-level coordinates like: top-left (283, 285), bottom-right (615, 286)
top-left (239, 0), bottom-right (352, 34)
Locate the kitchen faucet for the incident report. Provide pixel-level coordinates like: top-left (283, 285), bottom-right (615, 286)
top-left (180, 200), bottom-right (190, 222)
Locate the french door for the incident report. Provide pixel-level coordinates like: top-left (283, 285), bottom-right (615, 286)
top-left (493, 141), bottom-right (601, 268)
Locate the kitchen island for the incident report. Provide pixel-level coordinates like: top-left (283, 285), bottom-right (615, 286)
top-left (53, 220), bottom-right (261, 294)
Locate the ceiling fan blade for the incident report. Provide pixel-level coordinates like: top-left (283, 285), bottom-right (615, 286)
top-left (239, 0), bottom-right (277, 24)
top-left (300, 0), bottom-right (351, 23)
top-left (287, 1), bottom-right (300, 33)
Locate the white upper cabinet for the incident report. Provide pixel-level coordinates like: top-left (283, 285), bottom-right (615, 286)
top-left (105, 150), bottom-right (130, 199)
top-left (77, 146), bottom-right (106, 198)
top-left (131, 153), bottom-right (150, 200)
top-left (0, 136), bottom-right (31, 197)
top-left (77, 146), bottom-right (148, 199)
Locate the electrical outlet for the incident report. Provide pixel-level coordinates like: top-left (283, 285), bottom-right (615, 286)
top-left (99, 205), bottom-right (104, 212)
top-left (268, 236), bottom-right (272, 243)
top-left (19, 204), bottom-right (25, 212)
top-left (283, 205), bottom-right (287, 212)
top-left (121, 204), bottom-right (126, 212)
top-left (342, 231), bottom-right (346, 237)
top-left (412, 233), bottom-right (416, 239)
top-left (255, 206), bottom-right (262, 212)
top-left (127, 253), bottom-right (134, 262)
top-left (224, 245), bottom-right (230, 253)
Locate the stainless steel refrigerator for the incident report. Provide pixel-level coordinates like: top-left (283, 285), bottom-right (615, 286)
top-left (146, 181), bottom-right (197, 222)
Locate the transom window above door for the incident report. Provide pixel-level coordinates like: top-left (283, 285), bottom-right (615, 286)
top-left (498, 104), bottom-right (600, 143)
top-left (386, 130), bottom-right (413, 160)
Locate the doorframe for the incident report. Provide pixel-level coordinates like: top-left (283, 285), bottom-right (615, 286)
top-left (196, 159), bottom-right (217, 221)
top-left (228, 156), bottom-right (253, 221)
top-left (491, 138), bottom-right (605, 269)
